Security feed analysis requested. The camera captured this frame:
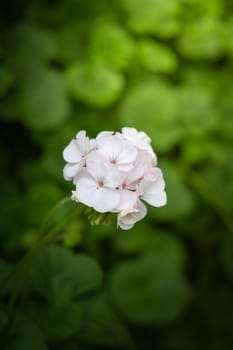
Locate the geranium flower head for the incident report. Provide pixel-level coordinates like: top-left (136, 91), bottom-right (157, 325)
top-left (63, 127), bottom-right (167, 230)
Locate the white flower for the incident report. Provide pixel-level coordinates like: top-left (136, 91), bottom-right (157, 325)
top-left (117, 200), bottom-right (147, 230)
top-left (73, 154), bottom-right (121, 213)
top-left (120, 127), bottom-right (156, 160)
top-left (63, 131), bottom-right (92, 181)
top-left (63, 128), bottom-right (167, 229)
top-left (96, 134), bottom-right (138, 171)
top-left (138, 168), bottom-right (167, 207)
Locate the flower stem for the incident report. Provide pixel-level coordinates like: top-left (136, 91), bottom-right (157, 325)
top-left (2, 197), bottom-right (80, 312)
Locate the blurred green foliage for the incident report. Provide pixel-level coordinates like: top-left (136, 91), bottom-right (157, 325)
top-left (0, 0), bottom-right (233, 349)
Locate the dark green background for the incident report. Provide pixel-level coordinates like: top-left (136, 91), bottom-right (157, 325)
top-left (0, 0), bottom-right (233, 349)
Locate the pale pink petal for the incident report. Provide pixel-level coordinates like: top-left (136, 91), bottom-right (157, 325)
top-left (136, 150), bottom-right (157, 168)
top-left (117, 200), bottom-right (147, 229)
top-left (121, 127), bottom-right (153, 153)
top-left (97, 135), bottom-right (121, 160)
top-left (139, 169), bottom-right (167, 207)
top-left (92, 187), bottom-right (120, 213)
top-left (75, 171), bottom-right (98, 208)
top-left (117, 163), bottom-right (135, 172)
top-left (75, 130), bottom-right (86, 139)
top-left (142, 190), bottom-right (167, 207)
top-left (63, 140), bottom-right (82, 163)
top-left (96, 131), bottom-right (114, 140)
top-left (115, 189), bottom-right (138, 211)
top-left (76, 130), bottom-right (90, 155)
top-left (87, 151), bottom-right (121, 188)
top-left (63, 163), bottom-right (82, 180)
top-left (117, 140), bottom-right (138, 165)
top-left (86, 151), bottom-right (107, 180)
top-left (104, 165), bottom-right (121, 188)
top-left (89, 138), bottom-right (97, 150)
top-left (122, 163), bottom-right (144, 187)
top-left (75, 169), bottom-right (120, 212)
top-left (117, 220), bottom-right (135, 230)
top-left (139, 171), bottom-right (165, 196)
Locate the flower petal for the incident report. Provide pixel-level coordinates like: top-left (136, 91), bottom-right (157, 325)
top-left (92, 187), bottom-right (120, 213)
top-left (63, 140), bottom-right (82, 163)
top-left (117, 199), bottom-right (147, 229)
top-left (142, 190), bottom-right (167, 207)
top-left (75, 169), bottom-right (120, 212)
top-left (115, 189), bottom-right (138, 211)
top-left (76, 130), bottom-right (90, 155)
top-left (63, 162), bottom-right (82, 180)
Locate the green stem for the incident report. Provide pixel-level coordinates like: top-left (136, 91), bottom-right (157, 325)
top-left (3, 197), bottom-right (81, 312)
top-left (38, 196), bottom-right (71, 238)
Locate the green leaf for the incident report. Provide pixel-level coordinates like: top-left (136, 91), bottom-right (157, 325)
top-left (89, 21), bottom-right (135, 70)
top-left (1, 314), bottom-right (48, 350)
top-left (110, 252), bottom-right (190, 324)
top-left (155, 161), bottom-right (196, 221)
top-left (220, 234), bottom-right (233, 281)
top-left (138, 39), bottom-right (178, 73)
top-left (202, 154), bottom-right (233, 217)
top-left (114, 226), bottom-right (187, 268)
top-left (0, 66), bottom-right (13, 96)
top-left (179, 84), bottom-right (218, 138)
top-left (79, 294), bottom-right (134, 349)
top-left (25, 301), bottom-right (83, 341)
top-left (29, 245), bottom-right (102, 306)
top-left (0, 310), bottom-right (8, 331)
top-left (18, 67), bottom-right (70, 130)
top-left (223, 17), bottom-right (233, 56)
top-left (66, 62), bottom-right (124, 107)
top-left (178, 17), bottom-right (223, 58)
top-left (122, 0), bottom-right (181, 37)
top-left (6, 23), bottom-right (59, 65)
top-left (24, 182), bottom-right (63, 227)
top-left (119, 80), bottom-right (182, 152)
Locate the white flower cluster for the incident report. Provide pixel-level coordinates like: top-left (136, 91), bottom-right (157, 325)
top-left (63, 127), bottom-right (167, 230)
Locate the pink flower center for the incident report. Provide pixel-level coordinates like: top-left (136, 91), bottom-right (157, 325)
top-left (98, 180), bottom-right (104, 187)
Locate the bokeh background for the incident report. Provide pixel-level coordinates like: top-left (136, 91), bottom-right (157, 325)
top-left (1, 0), bottom-right (233, 349)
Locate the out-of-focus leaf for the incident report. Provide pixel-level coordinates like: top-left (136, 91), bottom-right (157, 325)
top-left (79, 294), bottom-right (134, 349)
top-left (217, 73), bottom-right (233, 141)
top-left (122, 0), bottom-right (182, 37)
top-left (0, 310), bottom-right (8, 331)
top-left (154, 161), bottom-right (196, 221)
top-left (182, 138), bottom-right (221, 164)
top-left (25, 182), bottom-right (63, 226)
top-left (223, 17), bottom-right (233, 56)
top-left (62, 221), bottom-right (83, 248)
top-left (89, 21), bottom-right (135, 69)
top-left (179, 85), bottom-right (218, 138)
top-left (110, 252), bottom-right (190, 324)
top-left (18, 67), bottom-right (70, 130)
top-left (0, 66), bottom-right (13, 96)
top-left (220, 234), bottom-right (233, 280)
top-left (114, 227), bottom-right (187, 269)
top-left (119, 80), bottom-right (182, 152)
top-left (25, 301), bottom-right (83, 341)
top-left (200, 284), bottom-right (233, 335)
top-left (178, 17), bottom-right (223, 58)
top-left (29, 245), bottom-right (102, 306)
top-left (66, 62), bottom-right (124, 107)
top-left (114, 223), bottom-right (154, 254)
top-left (202, 154), bottom-right (233, 217)
top-left (0, 314), bottom-right (48, 350)
top-left (6, 23), bottom-right (59, 66)
top-left (138, 39), bottom-right (178, 73)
